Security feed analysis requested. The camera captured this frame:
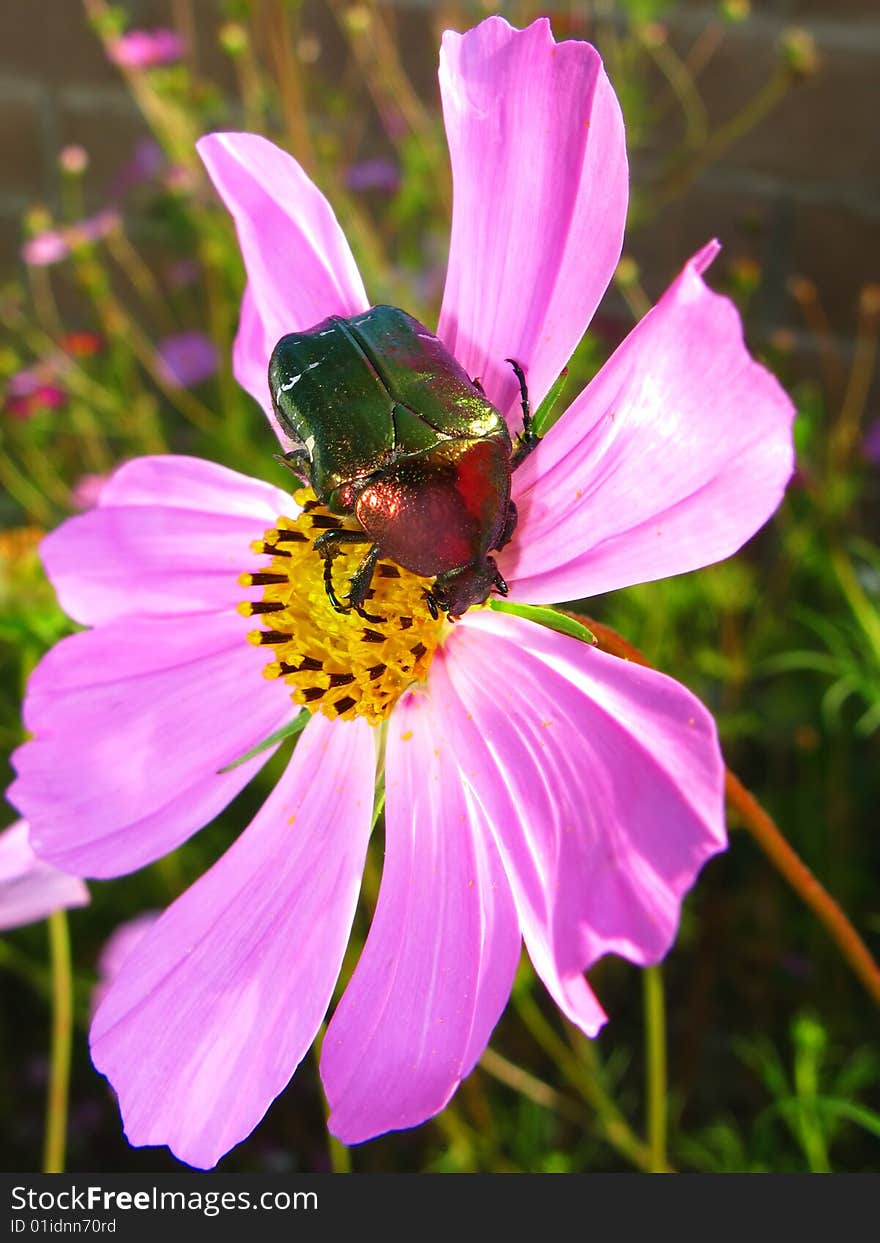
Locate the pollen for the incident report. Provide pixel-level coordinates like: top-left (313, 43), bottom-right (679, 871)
top-left (238, 489), bottom-right (443, 725)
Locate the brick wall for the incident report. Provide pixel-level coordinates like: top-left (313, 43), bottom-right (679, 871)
top-left (1, 0), bottom-right (877, 360)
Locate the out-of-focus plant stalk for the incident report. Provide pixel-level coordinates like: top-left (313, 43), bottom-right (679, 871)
top-left (328, 0), bottom-right (451, 213)
top-left (580, 616), bottom-right (880, 1010)
top-left (263, 1), bottom-right (317, 173)
top-left (0, 439), bottom-right (55, 526)
top-left (479, 1046), bottom-right (582, 1123)
top-left (650, 65), bottom-right (794, 212)
top-left (43, 910), bottom-right (73, 1174)
top-left (513, 989), bottom-right (665, 1171)
top-left (105, 230), bottom-right (175, 333)
top-left (788, 277), bottom-right (847, 404)
top-left (638, 26), bottom-right (709, 150)
top-left (829, 548), bottom-right (880, 668)
top-left (833, 286), bottom-right (880, 469)
top-left (643, 965), bottom-right (668, 1173)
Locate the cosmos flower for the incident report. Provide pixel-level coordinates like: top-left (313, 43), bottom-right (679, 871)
top-left (8, 17), bottom-right (794, 1168)
top-left (21, 210), bottom-right (120, 267)
top-left (156, 332), bottom-right (220, 389)
top-left (107, 29), bottom-right (184, 70)
top-left (0, 821), bottom-right (88, 932)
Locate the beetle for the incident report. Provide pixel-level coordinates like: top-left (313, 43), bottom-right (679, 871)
top-left (267, 305), bottom-right (539, 621)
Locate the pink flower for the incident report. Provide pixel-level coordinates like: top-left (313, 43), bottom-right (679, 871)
top-left (0, 821), bottom-right (88, 932)
top-left (21, 211), bottom-right (119, 268)
top-left (91, 911), bottom-right (160, 1017)
top-left (21, 231), bottom-right (68, 267)
top-left (5, 384), bottom-right (67, 420)
top-left (156, 332), bottom-right (219, 388)
top-left (8, 17), bottom-right (794, 1168)
top-left (108, 29), bottom-right (184, 70)
top-left (71, 473), bottom-right (111, 511)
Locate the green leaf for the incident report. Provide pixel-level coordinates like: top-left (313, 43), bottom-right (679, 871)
top-left (217, 710), bottom-right (309, 773)
top-left (489, 599), bottom-right (597, 645)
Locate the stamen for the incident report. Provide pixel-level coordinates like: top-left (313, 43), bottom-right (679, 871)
top-left (242, 488), bottom-right (444, 725)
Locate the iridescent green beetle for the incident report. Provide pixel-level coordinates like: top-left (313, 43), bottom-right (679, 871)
top-left (268, 305), bottom-right (538, 620)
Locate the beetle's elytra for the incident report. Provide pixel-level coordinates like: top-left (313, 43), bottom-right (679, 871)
top-left (268, 305), bottom-right (539, 620)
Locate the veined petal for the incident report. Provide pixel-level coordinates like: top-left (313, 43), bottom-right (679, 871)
top-left (0, 820), bottom-right (88, 932)
top-left (91, 715), bottom-right (375, 1170)
top-left (438, 16), bottom-right (627, 420)
top-left (322, 690), bottom-right (520, 1145)
top-left (8, 613), bottom-right (295, 878)
top-left (43, 456), bottom-right (293, 626)
top-left (439, 609), bottom-right (725, 1033)
top-left (197, 133), bottom-right (369, 425)
top-left (506, 242), bottom-right (795, 603)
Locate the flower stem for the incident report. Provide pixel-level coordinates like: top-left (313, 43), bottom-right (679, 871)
top-left (578, 615), bottom-right (880, 1009)
top-left (643, 966), bottom-right (668, 1173)
top-left (723, 769), bottom-right (880, 1007)
top-left (43, 910), bottom-right (74, 1174)
top-left (513, 990), bottom-right (663, 1171)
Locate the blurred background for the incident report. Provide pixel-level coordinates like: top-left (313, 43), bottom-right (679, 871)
top-left (0, 0), bottom-right (878, 1173)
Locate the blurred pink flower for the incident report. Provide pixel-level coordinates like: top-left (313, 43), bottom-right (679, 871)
top-left (91, 911), bottom-right (160, 1017)
top-left (6, 384), bottom-right (66, 420)
top-left (71, 473), bottom-right (111, 511)
top-left (0, 821), bottom-right (88, 932)
top-left (9, 17), bottom-right (794, 1168)
top-left (107, 138), bottom-right (164, 203)
top-left (22, 211), bottom-right (119, 268)
top-left (5, 333), bottom-right (104, 420)
top-left (108, 29), bottom-right (184, 70)
top-left (22, 231), bottom-right (68, 267)
top-left (156, 332), bottom-right (219, 388)
top-left (344, 157), bottom-right (401, 193)
top-left (862, 420), bottom-right (880, 464)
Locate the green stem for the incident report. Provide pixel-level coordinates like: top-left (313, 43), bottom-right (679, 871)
top-left (830, 547), bottom-right (880, 666)
top-left (327, 1133), bottom-right (351, 1174)
top-left (643, 965), bottom-right (668, 1173)
top-left (513, 991), bottom-right (662, 1171)
top-left (43, 911), bottom-right (74, 1174)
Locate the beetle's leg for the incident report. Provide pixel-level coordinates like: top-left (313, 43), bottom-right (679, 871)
top-left (505, 357), bottom-right (541, 470)
top-left (346, 544), bottom-right (385, 624)
top-left (313, 528), bottom-right (373, 616)
top-left (471, 375), bottom-right (486, 395)
top-left (273, 449), bottom-right (311, 483)
top-left (424, 591), bottom-right (440, 621)
top-left (487, 555), bottom-right (509, 597)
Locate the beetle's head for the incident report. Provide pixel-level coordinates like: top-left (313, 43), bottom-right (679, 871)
top-left (429, 556), bottom-right (508, 620)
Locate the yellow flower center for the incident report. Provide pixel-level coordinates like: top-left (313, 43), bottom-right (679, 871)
top-left (238, 489), bottom-right (443, 725)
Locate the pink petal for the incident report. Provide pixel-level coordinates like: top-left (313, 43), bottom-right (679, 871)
top-left (322, 690), bottom-right (521, 1144)
top-left (42, 455), bottom-right (292, 626)
top-left (92, 911), bottom-right (160, 1017)
top-left (506, 243), bottom-right (795, 603)
top-left (197, 133), bottom-right (369, 425)
top-left (438, 609), bottom-right (726, 1034)
top-left (8, 612), bottom-right (295, 878)
top-left (437, 17), bottom-right (627, 419)
top-left (0, 820), bottom-right (88, 932)
top-left (91, 714), bottom-right (375, 1169)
